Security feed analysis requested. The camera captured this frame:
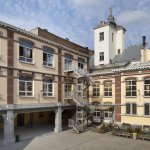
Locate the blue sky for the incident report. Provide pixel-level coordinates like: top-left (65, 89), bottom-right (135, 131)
top-left (0, 0), bottom-right (150, 50)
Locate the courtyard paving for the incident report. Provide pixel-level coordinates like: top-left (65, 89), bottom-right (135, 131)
top-left (0, 130), bottom-right (150, 150)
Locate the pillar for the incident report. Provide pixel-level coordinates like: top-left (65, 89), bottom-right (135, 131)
top-left (3, 110), bottom-right (15, 145)
top-left (54, 103), bottom-right (62, 132)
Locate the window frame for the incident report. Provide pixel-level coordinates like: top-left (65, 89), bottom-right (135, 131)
top-left (104, 111), bottom-right (113, 119)
top-left (43, 78), bottom-right (53, 97)
top-left (19, 76), bottom-right (33, 97)
top-left (125, 79), bottom-right (137, 97)
top-left (144, 103), bottom-right (150, 115)
top-left (64, 57), bottom-right (72, 71)
top-left (99, 52), bottom-right (104, 61)
top-left (64, 84), bottom-right (72, 98)
top-left (144, 78), bottom-right (150, 97)
top-left (43, 49), bottom-right (54, 67)
top-left (99, 32), bottom-right (104, 41)
top-left (126, 103), bottom-right (137, 115)
top-left (93, 82), bottom-right (100, 97)
top-left (19, 44), bottom-right (33, 63)
top-left (104, 81), bottom-right (112, 97)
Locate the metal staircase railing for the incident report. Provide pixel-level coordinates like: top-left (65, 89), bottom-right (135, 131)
top-left (66, 65), bottom-right (95, 133)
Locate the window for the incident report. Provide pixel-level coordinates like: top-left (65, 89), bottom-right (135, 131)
top-left (144, 78), bottom-right (150, 96)
top-left (19, 76), bottom-right (33, 96)
top-left (93, 82), bottom-right (100, 97)
top-left (126, 79), bottom-right (136, 96)
top-left (126, 103), bottom-right (137, 115)
top-left (78, 58), bottom-right (85, 70)
top-left (43, 47), bottom-right (53, 67)
top-left (112, 33), bottom-right (114, 42)
top-left (43, 78), bottom-right (53, 97)
top-left (104, 81), bottom-right (112, 97)
top-left (104, 111), bottom-right (113, 119)
top-left (100, 32), bottom-right (104, 41)
top-left (19, 40), bottom-right (33, 63)
top-left (64, 84), bottom-right (72, 98)
top-left (0, 31), bottom-right (3, 37)
top-left (144, 103), bottom-right (150, 115)
top-left (99, 52), bottom-right (104, 61)
top-left (77, 84), bottom-right (83, 98)
top-left (64, 54), bottom-right (72, 71)
top-left (118, 49), bottom-right (120, 54)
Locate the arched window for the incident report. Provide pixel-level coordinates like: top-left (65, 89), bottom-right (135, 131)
top-left (64, 53), bottom-right (73, 71)
top-left (19, 39), bottom-right (34, 63)
top-left (78, 57), bottom-right (85, 69)
top-left (19, 75), bottom-right (33, 96)
top-left (43, 46), bottom-right (54, 67)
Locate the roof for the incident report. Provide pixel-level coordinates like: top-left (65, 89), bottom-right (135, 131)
top-left (113, 62), bottom-right (150, 72)
top-left (30, 27), bottom-right (94, 55)
top-left (0, 21), bottom-right (92, 57)
top-left (112, 45), bottom-right (142, 63)
top-left (89, 45), bottom-right (146, 75)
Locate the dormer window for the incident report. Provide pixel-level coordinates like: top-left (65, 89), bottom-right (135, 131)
top-left (100, 32), bottom-right (104, 41)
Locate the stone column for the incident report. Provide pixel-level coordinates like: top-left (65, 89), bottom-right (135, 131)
top-left (3, 110), bottom-right (15, 145)
top-left (54, 103), bottom-right (62, 132)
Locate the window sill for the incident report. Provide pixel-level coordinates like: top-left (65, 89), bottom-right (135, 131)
top-left (19, 60), bottom-right (35, 65)
top-left (122, 114), bottom-right (150, 118)
top-left (103, 96), bottom-right (112, 98)
top-left (125, 96), bottom-right (137, 98)
top-left (43, 96), bottom-right (55, 98)
top-left (42, 65), bottom-right (54, 69)
top-left (19, 96), bottom-right (35, 99)
top-left (122, 114), bottom-right (138, 116)
top-left (143, 96), bottom-right (150, 98)
top-left (92, 96), bottom-right (100, 98)
top-left (141, 115), bottom-right (150, 117)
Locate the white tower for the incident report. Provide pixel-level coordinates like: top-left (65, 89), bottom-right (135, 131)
top-left (94, 8), bottom-right (126, 66)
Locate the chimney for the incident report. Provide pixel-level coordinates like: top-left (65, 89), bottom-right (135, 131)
top-left (142, 36), bottom-right (146, 48)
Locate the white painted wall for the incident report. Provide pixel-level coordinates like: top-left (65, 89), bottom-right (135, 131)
top-left (109, 27), bottom-right (116, 61)
top-left (116, 29), bottom-right (125, 55)
top-left (94, 26), bottom-right (110, 66)
top-left (94, 24), bottom-right (125, 66)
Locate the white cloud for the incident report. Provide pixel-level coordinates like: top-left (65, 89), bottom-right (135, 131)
top-left (118, 10), bottom-right (150, 26)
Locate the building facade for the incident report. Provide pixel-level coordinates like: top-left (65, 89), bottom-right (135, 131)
top-left (89, 10), bottom-right (150, 127)
top-left (0, 21), bottom-right (92, 144)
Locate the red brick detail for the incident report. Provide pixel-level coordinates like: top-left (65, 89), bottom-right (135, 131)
top-left (58, 48), bottom-right (62, 102)
top-left (7, 30), bottom-right (14, 104)
top-left (37, 28), bottom-right (89, 54)
top-left (115, 76), bottom-right (121, 122)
